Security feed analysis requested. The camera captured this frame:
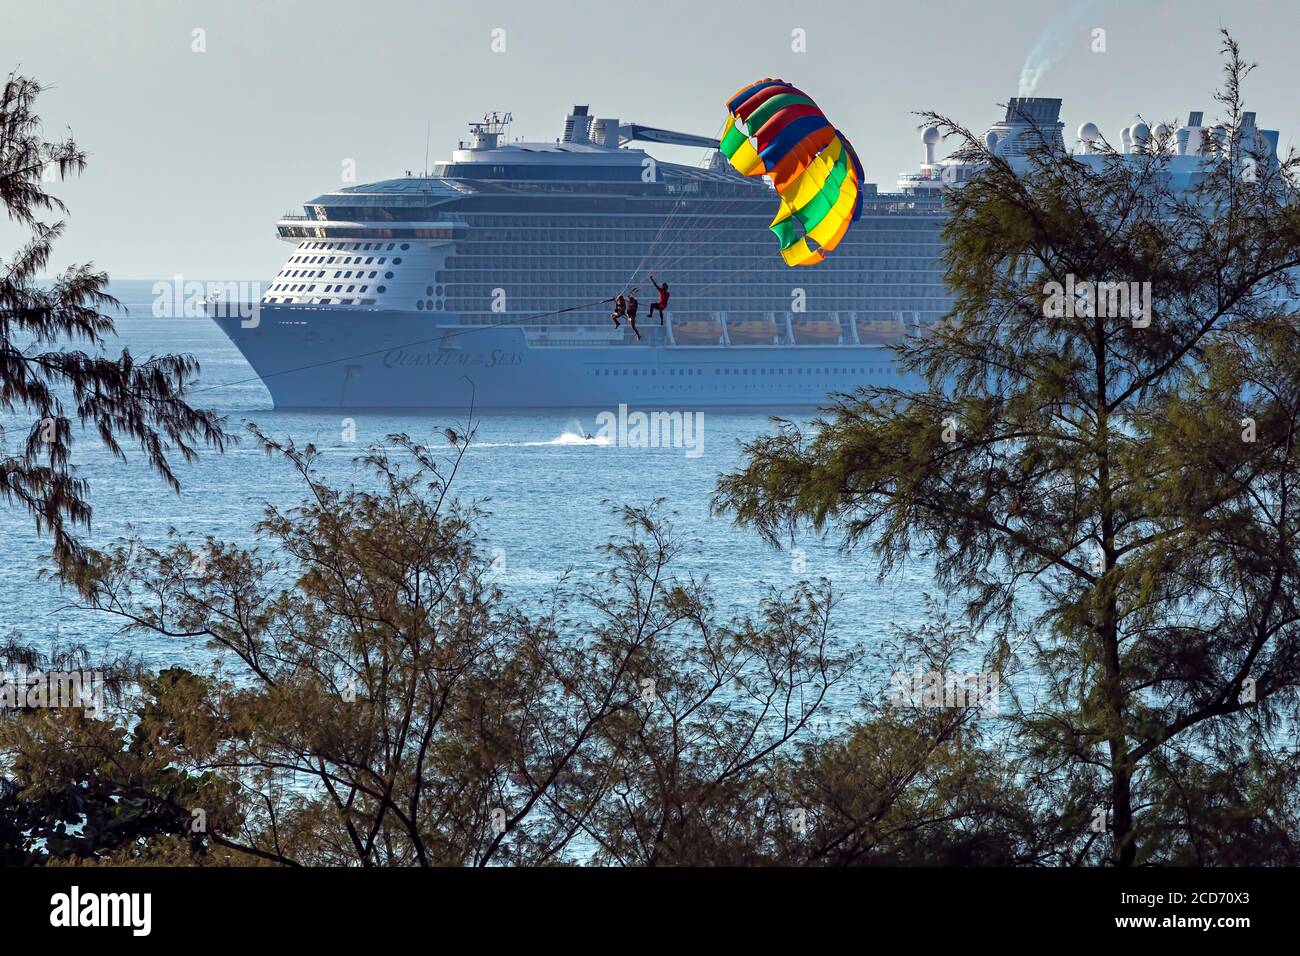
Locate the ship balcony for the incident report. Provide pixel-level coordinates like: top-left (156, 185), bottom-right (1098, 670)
top-left (275, 219), bottom-right (462, 242)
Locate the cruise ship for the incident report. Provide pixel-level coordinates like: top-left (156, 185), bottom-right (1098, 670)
top-left (209, 98), bottom-right (1279, 409)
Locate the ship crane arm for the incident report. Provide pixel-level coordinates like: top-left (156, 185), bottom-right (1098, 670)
top-left (618, 124), bottom-right (720, 150)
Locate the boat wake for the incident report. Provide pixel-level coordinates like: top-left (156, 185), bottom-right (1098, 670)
top-left (476, 430), bottom-right (611, 448)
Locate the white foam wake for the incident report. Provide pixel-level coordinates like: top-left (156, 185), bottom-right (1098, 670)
top-left (474, 431), bottom-right (611, 448)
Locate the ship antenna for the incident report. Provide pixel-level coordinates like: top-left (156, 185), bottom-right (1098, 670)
top-left (423, 120), bottom-right (431, 177)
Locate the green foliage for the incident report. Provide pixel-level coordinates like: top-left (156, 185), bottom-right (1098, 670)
top-left (0, 426), bottom-right (1029, 866)
top-left (0, 71), bottom-right (227, 573)
top-left (715, 32), bottom-right (1300, 865)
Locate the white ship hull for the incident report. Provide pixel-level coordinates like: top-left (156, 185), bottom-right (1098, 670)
top-left (213, 306), bottom-right (920, 409)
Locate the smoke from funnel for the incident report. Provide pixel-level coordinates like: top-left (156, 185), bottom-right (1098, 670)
top-left (1018, 1), bottom-right (1104, 97)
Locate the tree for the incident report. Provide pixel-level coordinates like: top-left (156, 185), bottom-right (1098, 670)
top-left (0, 425), bottom-right (1032, 866)
top-left (15, 427), bottom-right (851, 865)
top-left (714, 32), bottom-right (1300, 865)
top-left (0, 637), bottom-right (215, 865)
top-left (0, 71), bottom-right (226, 572)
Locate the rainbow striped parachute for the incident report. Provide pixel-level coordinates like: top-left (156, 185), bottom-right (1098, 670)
top-left (721, 78), bottom-right (863, 266)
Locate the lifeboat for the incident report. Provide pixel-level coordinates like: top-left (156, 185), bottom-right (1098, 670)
top-left (791, 318), bottom-right (843, 344)
top-left (726, 317), bottom-right (780, 344)
top-left (856, 316), bottom-right (907, 344)
top-left (671, 318), bottom-right (723, 345)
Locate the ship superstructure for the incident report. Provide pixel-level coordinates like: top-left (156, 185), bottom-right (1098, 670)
top-left (210, 98), bottom-right (1280, 409)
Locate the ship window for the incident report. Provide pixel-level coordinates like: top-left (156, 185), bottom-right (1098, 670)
top-left (426, 286), bottom-right (434, 296)
top-left (400, 243), bottom-right (410, 250)
top-left (385, 272), bottom-right (394, 279)
top-left (347, 285), bottom-right (355, 292)
top-left (377, 286), bottom-right (386, 293)
top-left (416, 300), bottom-right (425, 310)
top-left (393, 257), bottom-right (403, 264)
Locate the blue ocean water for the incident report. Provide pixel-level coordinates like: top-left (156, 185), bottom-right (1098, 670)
top-left (1, 281), bottom-right (937, 707)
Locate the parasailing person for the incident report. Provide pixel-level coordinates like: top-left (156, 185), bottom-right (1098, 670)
top-left (626, 291), bottom-right (642, 340)
top-left (648, 275), bottom-right (670, 323)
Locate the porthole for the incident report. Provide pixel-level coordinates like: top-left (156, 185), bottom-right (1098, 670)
top-left (393, 257), bottom-right (403, 265)
top-left (416, 300), bottom-right (425, 310)
top-left (400, 243), bottom-right (410, 250)
top-left (377, 285), bottom-right (386, 293)
top-left (385, 272), bottom-right (394, 279)
top-left (425, 299), bottom-right (434, 310)
top-left (426, 286), bottom-right (434, 296)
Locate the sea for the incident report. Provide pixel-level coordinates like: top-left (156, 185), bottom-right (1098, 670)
top-left (0, 281), bottom-right (944, 715)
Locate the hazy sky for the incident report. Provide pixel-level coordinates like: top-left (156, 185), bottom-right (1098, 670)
top-left (4, 0), bottom-right (1299, 279)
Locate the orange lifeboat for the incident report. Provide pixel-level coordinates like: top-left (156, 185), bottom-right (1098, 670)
top-left (856, 316), bottom-right (907, 344)
top-left (792, 318), bottom-right (843, 344)
top-left (672, 318), bottom-right (723, 345)
top-left (726, 317), bottom-right (780, 344)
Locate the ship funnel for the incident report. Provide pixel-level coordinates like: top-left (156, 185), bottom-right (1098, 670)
top-left (563, 105), bottom-right (593, 144)
top-left (982, 96), bottom-right (1065, 158)
top-left (1004, 96), bottom-right (1062, 126)
top-left (1177, 111), bottom-right (1203, 156)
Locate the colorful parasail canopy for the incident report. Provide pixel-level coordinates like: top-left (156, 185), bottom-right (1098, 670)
top-left (720, 78), bottom-right (864, 266)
